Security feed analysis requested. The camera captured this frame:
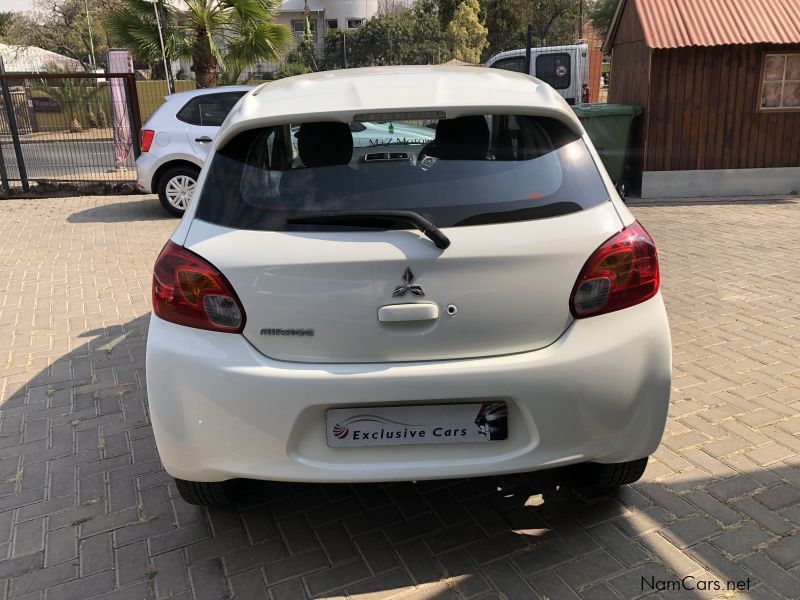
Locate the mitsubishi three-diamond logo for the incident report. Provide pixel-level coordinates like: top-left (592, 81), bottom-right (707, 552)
top-left (393, 267), bottom-right (425, 297)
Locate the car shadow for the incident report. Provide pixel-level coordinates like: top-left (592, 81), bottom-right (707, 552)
top-left (66, 196), bottom-right (173, 223)
top-left (1, 315), bottom-right (796, 600)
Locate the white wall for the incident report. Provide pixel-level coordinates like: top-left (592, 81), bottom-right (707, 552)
top-left (248, 0), bottom-right (392, 76)
top-left (279, 0), bottom-right (380, 26)
top-left (324, 0), bottom-right (379, 24)
top-left (641, 169), bottom-right (800, 199)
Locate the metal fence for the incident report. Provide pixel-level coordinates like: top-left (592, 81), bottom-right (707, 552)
top-left (0, 72), bottom-right (141, 193)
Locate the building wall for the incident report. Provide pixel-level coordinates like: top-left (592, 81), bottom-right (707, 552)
top-left (323, 0), bottom-right (379, 26)
top-left (607, 43), bottom-right (651, 109)
top-left (249, 0), bottom-right (382, 76)
top-left (645, 45), bottom-right (800, 172)
top-left (606, 0), bottom-right (651, 108)
top-left (606, 0), bottom-right (652, 190)
top-left (276, 0), bottom-right (380, 37)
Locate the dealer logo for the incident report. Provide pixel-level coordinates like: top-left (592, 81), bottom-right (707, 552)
top-left (332, 414), bottom-right (419, 440)
top-left (474, 402), bottom-right (508, 441)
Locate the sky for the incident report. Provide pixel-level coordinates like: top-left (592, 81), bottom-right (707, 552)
top-left (0, 0), bottom-right (34, 12)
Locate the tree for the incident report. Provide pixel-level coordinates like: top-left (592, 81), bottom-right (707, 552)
top-left (0, 11), bottom-right (15, 41)
top-left (522, 0), bottom-right (581, 44)
top-left (324, 1), bottom-right (449, 69)
top-left (296, 5), bottom-right (318, 72)
top-left (435, 0), bottom-right (464, 29)
top-left (413, 0), bottom-right (439, 20)
top-left (33, 68), bottom-right (101, 132)
top-left (445, 0), bottom-right (487, 64)
top-left (377, 0), bottom-right (408, 16)
top-left (5, 0), bottom-right (112, 69)
top-left (105, 0), bottom-right (292, 87)
top-left (586, 0), bottom-right (618, 36)
top-left (480, 0), bottom-right (581, 56)
top-left (481, 0), bottom-right (526, 54)
top-left (275, 1), bottom-right (318, 79)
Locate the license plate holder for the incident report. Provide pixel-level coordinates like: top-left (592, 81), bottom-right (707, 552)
top-left (326, 402), bottom-right (508, 448)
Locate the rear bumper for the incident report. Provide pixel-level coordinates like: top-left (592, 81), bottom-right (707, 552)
top-left (135, 154), bottom-right (158, 192)
top-left (145, 295), bottom-right (672, 483)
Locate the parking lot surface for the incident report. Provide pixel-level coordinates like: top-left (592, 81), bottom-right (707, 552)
top-left (0, 195), bottom-right (799, 599)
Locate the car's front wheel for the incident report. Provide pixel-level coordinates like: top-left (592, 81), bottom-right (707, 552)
top-left (579, 457), bottom-right (649, 488)
top-left (174, 478), bottom-right (236, 506)
top-left (158, 165), bottom-right (200, 217)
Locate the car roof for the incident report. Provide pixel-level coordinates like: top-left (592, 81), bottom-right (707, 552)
top-left (217, 66), bottom-right (582, 146)
top-left (486, 44), bottom-right (588, 62)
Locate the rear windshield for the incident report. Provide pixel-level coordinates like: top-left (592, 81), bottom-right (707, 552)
top-left (195, 115), bottom-right (608, 230)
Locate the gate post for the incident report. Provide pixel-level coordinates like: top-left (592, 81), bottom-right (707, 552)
top-left (0, 137), bottom-right (10, 194)
top-left (122, 74), bottom-right (141, 158)
top-left (0, 60), bottom-right (29, 192)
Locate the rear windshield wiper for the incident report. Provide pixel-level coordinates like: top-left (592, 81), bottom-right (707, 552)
top-left (287, 210), bottom-right (451, 250)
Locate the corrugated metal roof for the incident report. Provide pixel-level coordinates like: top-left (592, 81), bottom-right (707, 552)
top-left (611, 0), bottom-right (800, 49)
top-left (0, 44), bottom-right (82, 72)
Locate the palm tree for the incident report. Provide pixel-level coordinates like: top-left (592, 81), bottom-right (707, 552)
top-left (104, 0), bottom-right (292, 88)
top-left (33, 67), bottom-right (102, 133)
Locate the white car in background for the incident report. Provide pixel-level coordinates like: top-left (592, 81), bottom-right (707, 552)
top-left (137, 85), bottom-right (435, 217)
top-left (136, 86), bottom-right (253, 216)
top-left (146, 66), bottom-right (672, 506)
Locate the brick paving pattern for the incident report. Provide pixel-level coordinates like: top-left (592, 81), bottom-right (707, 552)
top-left (0, 195), bottom-right (799, 599)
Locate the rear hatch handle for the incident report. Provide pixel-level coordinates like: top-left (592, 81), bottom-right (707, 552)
top-left (286, 210), bottom-right (451, 250)
top-left (378, 302), bottom-right (439, 322)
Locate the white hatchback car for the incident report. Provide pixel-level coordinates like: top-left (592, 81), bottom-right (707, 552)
top-left (136, 86), bottom-right (253, 216)
top-left (146, 66), bottom-right (672, 506)
top-left (137, 84), bottom-right (434, 217)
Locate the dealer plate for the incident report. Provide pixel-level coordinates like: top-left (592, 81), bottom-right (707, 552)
top-left (326, 402), bottom-right (507, 448)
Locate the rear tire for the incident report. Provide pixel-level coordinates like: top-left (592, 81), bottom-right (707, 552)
top-left (579, 457), bottom-right (648, 488)
top-left (158, 165), bottom-right (200, 217)
top-left (174, 478), bottom-right (236, 506)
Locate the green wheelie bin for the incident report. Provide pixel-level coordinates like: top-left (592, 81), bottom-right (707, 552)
top-left (572, 103), bottom-right (642, 199)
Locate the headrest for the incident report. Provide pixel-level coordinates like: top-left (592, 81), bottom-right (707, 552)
top-left (434, 116), bottom-right (490, 160)
top-left (297, 122), bottom-right (354, 167)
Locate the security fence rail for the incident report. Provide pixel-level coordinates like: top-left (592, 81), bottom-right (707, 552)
top-left (0, 72), bottom-right (142, 193)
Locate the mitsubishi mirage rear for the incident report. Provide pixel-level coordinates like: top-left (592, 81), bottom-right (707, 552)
top-left (144, 66), bottom-right (672, 506)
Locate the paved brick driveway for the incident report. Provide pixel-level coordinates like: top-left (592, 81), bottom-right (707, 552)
top-left (1, 195), bottom-right (799, 600)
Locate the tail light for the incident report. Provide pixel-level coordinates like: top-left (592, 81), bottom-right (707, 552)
top-left (152, 241), bottom-right (245, 333)
top-left (570, 221), bottom-right (659, 318)
top-left (140, 129), bottom-right (155, 152)
top-left (582, 84), bottom-right (591, 103)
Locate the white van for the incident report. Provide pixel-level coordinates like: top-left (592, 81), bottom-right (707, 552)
top-left (485, 43), bottom-right (590, 106)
